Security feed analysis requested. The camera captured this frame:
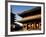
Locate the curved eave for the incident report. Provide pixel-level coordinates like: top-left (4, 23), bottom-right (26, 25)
top-left (18, 7), bottom-right (41, 17)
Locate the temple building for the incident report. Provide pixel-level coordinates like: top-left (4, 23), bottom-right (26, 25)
top-left (16, 7), bottom-right (41, 31)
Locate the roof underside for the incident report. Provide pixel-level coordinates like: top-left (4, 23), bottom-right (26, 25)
top-left (16, 14), bottom-right (41, 23)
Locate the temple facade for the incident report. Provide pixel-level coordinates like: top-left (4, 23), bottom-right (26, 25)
top-left (17, 7), bottom-right (41, 31)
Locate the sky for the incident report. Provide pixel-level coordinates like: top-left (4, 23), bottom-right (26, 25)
top-left (11, 5), bottom-right (36, 14)
top-left (11, 5), bottom-right (36, 21)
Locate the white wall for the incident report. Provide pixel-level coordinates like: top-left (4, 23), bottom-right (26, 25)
top-left (0, 0), bottom-right (46, 37)
top-left (0, 0), bottom-right (5, 37)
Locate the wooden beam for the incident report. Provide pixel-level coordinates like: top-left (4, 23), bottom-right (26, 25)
top-left (16, 14), bottom-right (41, 22)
